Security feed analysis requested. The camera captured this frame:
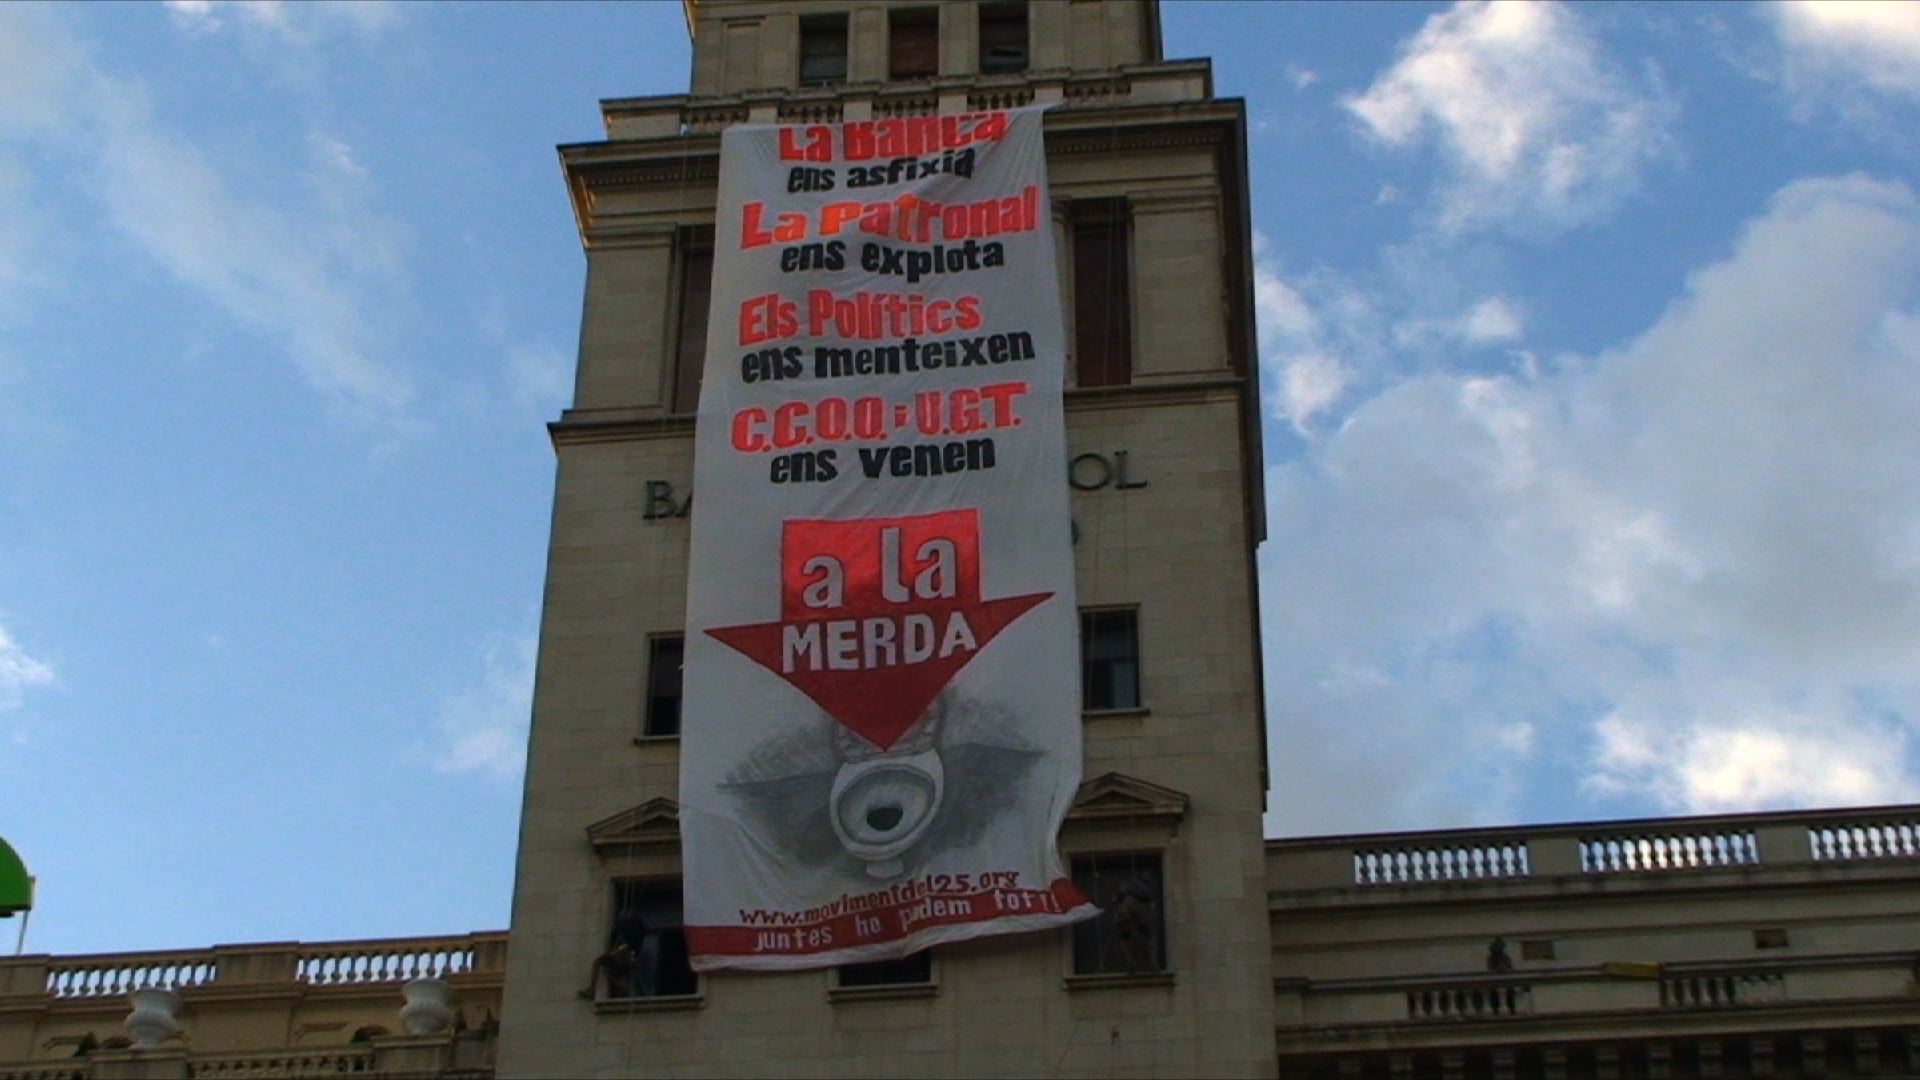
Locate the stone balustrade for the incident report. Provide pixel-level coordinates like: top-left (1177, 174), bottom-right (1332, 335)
top-left (1, 931), bottom-right (507, 1001)
top-left (183, 1046), bottom-right (377, 1078)
top-left (598, 60), bottom-right (1211, 140)
top-left (1268, 804), bottom-right (1920, 894)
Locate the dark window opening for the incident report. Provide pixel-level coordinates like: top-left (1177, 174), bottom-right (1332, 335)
top-left (1071, 853), bottom-right (1165, 975)
top-left (1071, 199), bottom-right (1132, 388)
top-left (800, 13), bottom-right (850, 86)
top-left (584, 880), bottom-right (698, 1000)
top-left (672, 226), bottom-right (714, 415)
top-left (889, 8), bottom-right (940, 80)
top-left (644, 635), bottom-right (684, 737)
top-left (978, 2), bottom-right (1029, 73)
top-left (1080, 608), bottom-right (1139, 711)
top-left (838, 950), bottom-right (932, 988)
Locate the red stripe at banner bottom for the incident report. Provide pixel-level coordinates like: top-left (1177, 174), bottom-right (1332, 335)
top-left (688, 878), bottom-right (1090, 957)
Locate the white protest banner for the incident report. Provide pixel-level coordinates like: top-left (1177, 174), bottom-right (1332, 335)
top-left (680, 108), bottom-right (1096, 970)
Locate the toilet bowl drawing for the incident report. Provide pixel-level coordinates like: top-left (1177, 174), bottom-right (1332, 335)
top-left (828, 744), bottom-right (945, 879)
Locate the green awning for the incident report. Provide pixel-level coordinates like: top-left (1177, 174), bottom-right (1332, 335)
top-left (0, 837), bottom-right (29, 915)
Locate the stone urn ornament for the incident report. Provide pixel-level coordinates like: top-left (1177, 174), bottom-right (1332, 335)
top-left (399, 977), bottom-right (454, 1035)
top-left (123, 988), bottom-right (182, 1048)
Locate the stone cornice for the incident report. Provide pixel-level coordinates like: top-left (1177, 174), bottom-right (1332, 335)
top-left (560, 105), bottom-right (1241, 245)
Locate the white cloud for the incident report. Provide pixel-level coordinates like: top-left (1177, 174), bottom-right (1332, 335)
top-left (507, 344), bottom-right (573, 411)
top-left (1345, 0), bottom-right (1675, 234)
top-left (1395, 295), bottom-right (1527, 349)
top-left (1590, 711), bottom-right (1916, 812)
top-left (1772, 0), bottom-right (1920, 100)
top-left (1252, 234), bottom-right (1354, 432)
top-left (436, 636), bottom-right (535, 780)
top-left (163, 0), bottom-right (398, 40)
top-left (1263, 174), bottom-right (1920, 832)
top-left (1277, 352), bottom-right (1349, 431)
top-left (1459, 296), bottom-right (1524, 344)
top-left (0, 7), bottom-right (414, 420)
top-left (1254, 240), bottom-right (1319, 347)
top-left (0, 623), bottom-right (54, 710)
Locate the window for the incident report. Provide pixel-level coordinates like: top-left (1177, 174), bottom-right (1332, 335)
top-left (837, 950), bottom-right (932, 989)
top-left (1071, 853), bottom-right (1166, 975)
top-left (888, 7), bottom-right (940, 79)
top-left (1080, 608), bottom-right (1139, 711)
top-left (585, 879), bottom-right (698, 1000)
top-left (644, 635), bottom-right (684, 737)
top-left (978, 2), bottom-right (1029, 73)
top-left (671, 226), bottom-right (714, 415)
top-left (1070, 199), bottom-right (1132, 388)
top-left (799, 13), bottom-right (849, 86)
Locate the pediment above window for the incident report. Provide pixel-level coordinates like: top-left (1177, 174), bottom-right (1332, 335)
top-left (1068, 773), bottom-right (1189, 825)
top-left (586, 797), bottom-right (681, 855)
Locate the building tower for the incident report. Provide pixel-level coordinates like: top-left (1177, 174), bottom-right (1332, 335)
top-left (498, 2), bottom-right (1273, 1074)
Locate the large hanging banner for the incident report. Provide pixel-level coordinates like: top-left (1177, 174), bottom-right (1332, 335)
top-left (680, 108), bottom-right (1096, 971)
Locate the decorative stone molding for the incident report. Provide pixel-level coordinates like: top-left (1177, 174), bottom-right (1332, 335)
top-left (586, 798), bottom-right (683, 856)
top-left (1067, 773), bottom-right (1190, 826)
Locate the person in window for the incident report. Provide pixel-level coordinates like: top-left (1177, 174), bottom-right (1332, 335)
top-left (1105, 876), bottom-right (1157, 974)
top-left (578, 906), bottom-right (651, 1000)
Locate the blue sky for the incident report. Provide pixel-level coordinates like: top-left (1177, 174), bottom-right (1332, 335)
top-left (2, 0), bottom-right (1917, 955)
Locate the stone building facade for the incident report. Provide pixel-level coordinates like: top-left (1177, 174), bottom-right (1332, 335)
top-left (3, 5), bottom-right (1919, 1080)
top-left (497, 1), bottom-right (1275, 1076)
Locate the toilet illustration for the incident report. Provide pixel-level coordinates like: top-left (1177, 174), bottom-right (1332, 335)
top-left (828, 713), bottom-right (944, 879)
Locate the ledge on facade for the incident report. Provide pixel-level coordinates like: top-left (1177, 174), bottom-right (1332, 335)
top-left (586, 797), bottom-right (682, 856)
top-left (827, 982), bottom-right (939, 1004)
top-left (591, 992), bottom-right (705, 1014)
top-left (1064, 970), bottom-right (1176, 992)
top-left (1266, 803), bottom-right (1920, 901)
top-left (598, 60), bottom-right (1213, 140)
top-left (0, 1029), bottom-right (490, 1080)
